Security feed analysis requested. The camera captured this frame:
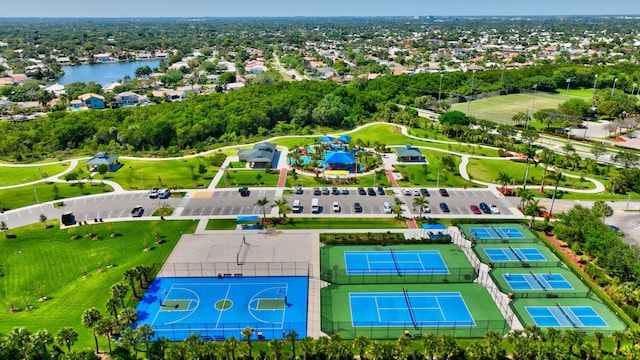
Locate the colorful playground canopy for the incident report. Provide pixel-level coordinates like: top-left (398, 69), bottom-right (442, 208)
top-left (319, 136), bottom-right (335, 142)
top-left (324, 152), bottom-right (356, 164)
top-left (236, 215), bottom-right (259, 222)
top-left (336, 135), bottom-right (352, 142)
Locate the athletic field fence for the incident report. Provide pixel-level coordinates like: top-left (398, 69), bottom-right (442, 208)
top-left (158, 262), bottom-right (310, 278)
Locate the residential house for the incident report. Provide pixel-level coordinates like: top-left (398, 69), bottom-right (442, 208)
top-left (237, 142), bottom-right (277, 168)
top-left (102, 82), bottom-right (122, 93)
top-left (73, 93), bottom-right (106, 110)
top-left (115, 91), bottom-right (148, 107)
top-left (151, 89), bottom-right (188, 102)
top-left (44, 83), bottom-right (65, 97)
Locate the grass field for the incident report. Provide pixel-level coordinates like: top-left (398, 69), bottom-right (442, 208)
top-left (285, 170), bottom-right (391, 188)
top-left (205, 219), bottom-right (238, 230)
top-left (451, 92), bottom-right (567, 124)
top-left (0, 163), bottom-right (69, 187)
top-left (394, 154), bottom-right (478, 188)
top-left (218, 169), bottom-right (281, 188)
top-left (100, 158), bottom-right (219, 190)
top-left (0, 181), bottom-right (113, 211)
top-left (275, 217), bottom-right (407, 230)
top-left (0, 220), bottom-right (197, 351)
top-left (466, 159), bottom-right (596, 190)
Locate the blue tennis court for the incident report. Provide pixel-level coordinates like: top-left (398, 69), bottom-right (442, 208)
top-left (504, 272), bottom-right (573, 291)
top-left (470, 227), bottom-right (525, 239)
top-left (349, 292), bottom-right (475, 327)
top-left (134, 276), bottom-right (308, 341)
top-left (526, 305), bottom-right (608, 327)
top-left (344, 250), bottom-right (449, 275)
top-left (484, 247), bottom-right (546, 262)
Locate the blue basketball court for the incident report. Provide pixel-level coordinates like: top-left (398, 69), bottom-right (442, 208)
top-left (344, 250), bottom-right (449, 275)
top-left (134, 277), bottom-right (308, 341)
top-left (504, 272), bottom-right (573, 291)
top-left (526, 305), bottom-right (608, 328)
top-left (484, 247), bottom-right (546, 262)
top-left (349, 292), bottom-right (475, 327)
top-left (470, 227), bottom-right (525, 239)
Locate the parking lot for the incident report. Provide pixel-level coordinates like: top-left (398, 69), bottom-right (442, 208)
top-left (179, 189), bottom-right (277, 216)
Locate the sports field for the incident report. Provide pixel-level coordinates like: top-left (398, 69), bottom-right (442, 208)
top-left (459, 223), bottom-right (537, 244)
top-left (134, 276), bottom-right (308, 341)
top-left (451, 92), bottom-right (567, 124)
top-left (473, 243), bottom-right (560, 268)
top-left (491, 267), bottom-right (591, 299)
top-left (321, 244), bottom-right (475, 284)
top-left (321, 283), bottom-right (508, 339)
top-left (511, 297), bottom-right (627, 334)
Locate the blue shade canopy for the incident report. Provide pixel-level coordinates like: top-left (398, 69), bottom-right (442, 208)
top-left (336, 135), bottom-right (352, 142)
top-left (422, 224), bottom-right (447, 230)
top-left (319, 136), bottom-right (335, 142)
top-left (236, 215), bottom-right (259, 222)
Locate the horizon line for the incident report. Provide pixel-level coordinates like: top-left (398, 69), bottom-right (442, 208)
top-left (1, 14), bottom-right (640, 19)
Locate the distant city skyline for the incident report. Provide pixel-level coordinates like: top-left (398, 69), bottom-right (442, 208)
top-left (1, 0), bottom-right (640, 18)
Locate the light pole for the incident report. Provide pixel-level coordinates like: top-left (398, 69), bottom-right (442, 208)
top-left (611, 77), bottom-right (617, 97)
top-left (500, 64), bottom-right (505, 91)
top-left (592, 74), bottom-right (598, 97)
top-left (528, 84), bottom-right (538, 130)
top-left (565, 78), bottom-right (571, 97)
top-left (467, 70), bottom-right (475, 116)
top-left (438, 72), bottom-right (444, 101)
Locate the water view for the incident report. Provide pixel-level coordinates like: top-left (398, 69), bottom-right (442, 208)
top-left (55, 60), bottom-right (161, 85)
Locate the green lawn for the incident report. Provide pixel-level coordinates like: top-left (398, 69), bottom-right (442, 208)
top-left (350, 124), bottom-right (409, 145)
top-left (0, 220), bottom-right (197, 351)
top-left (285, 170), bottom-right (391, 188)
top-left (467, 158), bottom-right (596, 190)
top-left (274, 217), bottom-right (407, 229)
top-left (0, 181), bottom-right (113, 211)
top-left (218, 169), bottom-right (280, 188)
top-left (0, 163), bottom-right (69, 187)
top-left (205, 219), bottom-right (238, 230)
top-left (451, 92), bottom-right (567, 124)
top-left (100, 158), bottom-right (218, 190)
top-left (394, 154), bottom-right (477, 188)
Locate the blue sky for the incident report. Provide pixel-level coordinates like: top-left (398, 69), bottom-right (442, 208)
top-left (2, 0), bottom-right (639, 17)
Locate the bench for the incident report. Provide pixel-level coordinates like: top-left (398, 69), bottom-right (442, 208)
top-left (214, 335), bottom-right (225, 341)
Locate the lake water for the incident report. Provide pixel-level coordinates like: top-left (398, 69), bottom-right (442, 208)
top-left (55, 60), bottom-right (161, 86)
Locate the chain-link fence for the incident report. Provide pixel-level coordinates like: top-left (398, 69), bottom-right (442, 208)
top-left (158, 262), bottom-right (310, 278)
top-left (150, 321), bottom-right (306, 341)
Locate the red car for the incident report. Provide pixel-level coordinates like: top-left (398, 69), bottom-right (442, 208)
top-left (470, 205), bottom-right (481, 214)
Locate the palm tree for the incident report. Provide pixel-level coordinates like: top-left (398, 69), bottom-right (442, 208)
top-left (483, 330), bottom-right (504, 359)
top-left (352, 334), bottom-right (371, 360)
top-left (465, 342), bottom-right (488, 360)
top-left (328, 333), bottom-right (345, 360)
top-left (110, 282), bottom-right (128, 309)
top-left (30, 329), bottom-right (53, 358)
top-left (562, 329), bottom-right (585, 355)
top-left (119, 328), bottom-right (138, 358)
top-left (95, 318), bottom-right (115, 354)
top-left (272, 198), bottom-right (289, 219)
top-left (300, 336), bottom-right (315, 360)
top-left (422, 333), bottom-right (439, 360)
top-left (81, 307), bottom-right (103, 354)
top-left (255, 197), bottom-right (270, 225)
top-left (522, 144), bottom-right (537, 189)
top-left (524, 199), bottom-right (545, 228)
top-left (268, 339), bottom-right (285, 360)
top-left (516, 187), bottom-right (534, 209)
top-left (136, 264), bottom-right (152, 288)
top-left (367, 342), bottom-right (390, 360)
top-left (591, 200), bottom-right (613, 223)
top-left (438, 334), bottom-right (459, 360)
top-left (548, 170), bottom-right (564, 216)
top-left (412, 196), bottom-right (429, 218)
top-left (241, 327), bottom-right (255, 359)
top-left (286, 330), bottom-right (299, 360)
top-left (496, 172), bottom-right (512, 193)
top-left (119, 307), bottom-right (138, 328)
top-left (134, 323), bottom-right (155, 358)
top-left (123, 269), bottom-right (139, 298)
top-left (106, 297), bottom-right (120, 320)
top-left (6, 327), bottom-right (31, 359)
top-left (593, 330), bottom-right (604, 350)
top-left (545, 327), bottom-right (561, 346)
top-left (55, 326), bottom-right (78, 353)
top-left (397, 335), bottom-right (413, 360)
top-left (315, 336), bottom-right (330, 360)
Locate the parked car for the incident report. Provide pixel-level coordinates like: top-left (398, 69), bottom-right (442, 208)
top-left (479, 202), bottom-right (491, 214)
top-left (148, 187), bottom-right (158, 199)
top-left (367, 187), bottom-right (376, 196)
top-left (291, 200), bottom-right (301, 213)
top-left (322, 187), bottom-right (330, 195)
top-left (313, 187), bottom-right (321, 195)
top-left (490, 204), bottom-right (500, 214)
top-left (413, 189), bottom-right (421, 196)
top-left (61, 211), bottom-right (75, 226)
top-left (332, 187), bottom-right (340, 195)
top-left (470, 205), bottom-right (481, 214)
top-left (158, 188), bottom-right (171, 199)
top-left (383, 202), bottom-right (392, 214)
top-left (354, 202), bottom-right (363, 212)
top-left (439, 188), bottom-right (449, 197)
top-left (402, 188), bottom-right (411, 195)
top-left (341, 188), bottom-right (349, 195)
top-left (332, 202), bottom-right (341, 212)
top-left (358, 187), bottom-right (366, 195)
top-left (377, 187), bottom-right (385, 195)
top-left (294, 187), bottom-right (303, 194)
top-left (420, 188), bottom-right (430, 196)
top-left (239, 187), bottom-right (250, 197)
top-left (439, 202), bottom-right (450, 212)
top-left (131, 206), bottom-right (144, 217)
top-left (421, 205), bottom-right (431, 213)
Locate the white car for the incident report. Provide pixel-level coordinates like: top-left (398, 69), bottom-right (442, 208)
top-left (421, 205), bottom-right (431, 213)
top-left (402, 188), bottom-right (411, 195)
top-left (383, 202), bottom-right (392, 214)
top-left (413, 189), bottom-right (421, 196)
top-left (490, 204), bottom-right (500, 214)
top-left (332, 202), bottom-right (341, 212)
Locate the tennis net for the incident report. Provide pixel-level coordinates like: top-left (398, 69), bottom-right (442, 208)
top-left (529, 270), bottom-right (546, 289)
top-left (403, 287), bottom-right (418, 328)
top-left (509, 246), bottom-right (523, 261)
top-left (556, 302), bottom-right (577, 327)
top-left (390, 247), bottom-right (401, 275)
